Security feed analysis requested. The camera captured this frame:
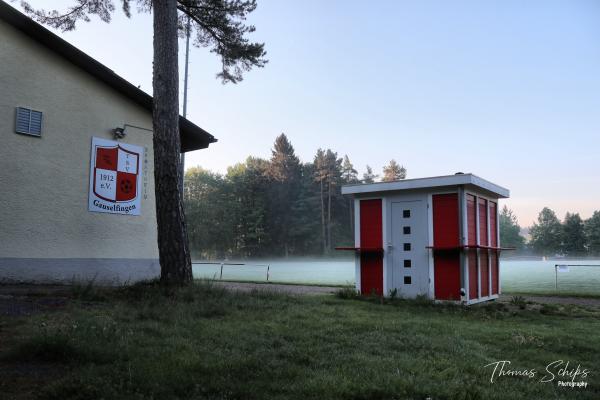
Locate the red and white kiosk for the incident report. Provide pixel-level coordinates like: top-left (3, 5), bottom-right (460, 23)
top-left (339, 173), bottom-right (510, 304)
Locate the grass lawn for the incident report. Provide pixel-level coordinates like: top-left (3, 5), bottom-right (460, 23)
top-left (1, 281), bottom-right (599, 400)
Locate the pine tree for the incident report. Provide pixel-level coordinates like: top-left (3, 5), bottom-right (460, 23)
top-left (22, 0), bottom-right (267, 284)
top-left (341, 155), bottom-right (358, 184)
top-left (341, 155), bottom-right (358, 232)
top-left (314, 149), bottom-right (328, 254)
top-left (268, 134), bottom-right (301, 182)
top-left (362, 165), bottom-right (378, 183)
top-left (382, 159), bottom-right (407, 182)
top-left (324, 150), bottom-right (342, 252)
top-left (267, 134), bottom-right (301, 256)
top-left (289, 163), bottom-right (321, 255)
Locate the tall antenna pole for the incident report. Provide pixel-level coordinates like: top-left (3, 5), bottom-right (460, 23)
top-left (179, 14), bottom-right (191, 197)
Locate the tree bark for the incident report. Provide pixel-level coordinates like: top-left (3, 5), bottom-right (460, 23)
top-left (153, 0), bottom-right (193, 284)
top-left (320, 179), bottom-right (326, 254)
top-left (327, 179), bottom-right (332, 252)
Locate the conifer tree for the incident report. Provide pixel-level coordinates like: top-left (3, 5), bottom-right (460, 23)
top-left (341, 155), bottom-right (358, 231)
top-left (314, 149), bottom-right (328, 253)
top-left (341, 155), bottom-right (358, 184)
top-left (362, 165), bottom-right (378, 183)
top-left (382, 159), bottom-right (407, 181)
top-left (267, 134), bottom-right (301, 256)
top-left (324, 150), bottom-right (342, 252)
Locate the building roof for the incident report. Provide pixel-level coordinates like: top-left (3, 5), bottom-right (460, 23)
top-left (341, 173), bottom-right (510, 198)
top-left (0, 1), bottom-right (216, 152)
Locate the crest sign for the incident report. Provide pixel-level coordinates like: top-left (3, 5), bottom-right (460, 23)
top-left (88, 137), bottom-right (143, 215)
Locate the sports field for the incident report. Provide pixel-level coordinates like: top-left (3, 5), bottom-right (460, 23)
top-left (193, 259), bottom-right (600, 295)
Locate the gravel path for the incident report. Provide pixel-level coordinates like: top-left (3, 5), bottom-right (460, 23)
top-left (214, 281), bottom-right (340, 295)
top-left (1, 283), bottom-right (599, 313)
top-left (217, 282), bottom-right (600, 307)
top-left (499, 294), bottom-right (600, 308)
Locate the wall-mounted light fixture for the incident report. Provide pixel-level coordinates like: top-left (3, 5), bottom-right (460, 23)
top-left (113, 127), bottom-right (126, 139)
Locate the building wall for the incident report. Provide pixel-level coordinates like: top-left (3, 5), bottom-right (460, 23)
top-left (0, 19), bottom-right (160, 284)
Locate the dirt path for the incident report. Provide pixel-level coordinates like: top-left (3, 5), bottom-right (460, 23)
top-left (214, 281), bottom-right (340, 295)
top-left (1, 283), bottom-right (599, 312)
top-left (499, 294), bottom-right (600, 308)
top-left (216, 282), bottom-right (600, 308)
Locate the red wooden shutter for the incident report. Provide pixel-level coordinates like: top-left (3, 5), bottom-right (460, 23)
top-left (467, 194), bottom-right (477, 246)
top-left (433, 193), bottom-right (460, 248)
top-left (478, 198), bottom-right (488, 246)
top-left (432, 193), bottom-right (460, 300)
top-left (468, 251), bottom-right (478, 299)
top-left (480, 251), bottom-right (489, 297)
top-left (359, 199), bottom-right (383, 295)
top-left (489, 201), bottom-right (497, 247)
top-left (491, 251), bottom-right (499, 295)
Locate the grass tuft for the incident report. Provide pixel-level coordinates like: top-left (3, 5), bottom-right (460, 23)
top-left (510, 295), bottom-right (528, 309)
top-left (335, 286), bottom-right (360, 299)
top-left (69, 276), bottom-right (108, 302)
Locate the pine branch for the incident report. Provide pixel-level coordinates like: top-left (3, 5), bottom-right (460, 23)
top-left (19, 0), bottom-right (267, 83)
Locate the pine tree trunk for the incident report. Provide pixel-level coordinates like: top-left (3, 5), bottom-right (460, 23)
top-left (327, 180), bottom-right (332, 252)
top-left (320, 179), bottom-right (326, 254)
top-left (152, 0), bottom-right (193, 285)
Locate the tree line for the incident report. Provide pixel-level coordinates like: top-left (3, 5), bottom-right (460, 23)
top-left (183, 134), bottom-right (406, 258)
top-left (500, 206), bottom-right (600, 257)
top-left (184, 134), bottom-right (599, 259)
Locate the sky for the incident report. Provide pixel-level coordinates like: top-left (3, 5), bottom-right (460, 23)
top-left (13, 0), bottom-right (600, 227)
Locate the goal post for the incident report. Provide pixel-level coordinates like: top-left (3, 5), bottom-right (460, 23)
top-left (554, 264), bottom-right (600, 292)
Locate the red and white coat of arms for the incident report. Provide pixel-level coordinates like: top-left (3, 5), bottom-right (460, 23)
top-left (88, 137), bottom-right (144, 215)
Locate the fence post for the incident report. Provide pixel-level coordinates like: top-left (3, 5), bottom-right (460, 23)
top-left (220, 263), bottom-right (224, 280)
top-left (555, 264), bottom-right (558, 291)
top-left (266, 265), bottom-right (270, 282)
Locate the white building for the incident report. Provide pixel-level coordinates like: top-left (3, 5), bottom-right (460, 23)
top-left (340, 174), bottom-right (510, 304)
top-left (0, 2), bottom-right (216, 284)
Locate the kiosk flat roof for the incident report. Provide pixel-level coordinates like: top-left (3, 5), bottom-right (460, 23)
top-left (341, 173), bottom-right (509, 198)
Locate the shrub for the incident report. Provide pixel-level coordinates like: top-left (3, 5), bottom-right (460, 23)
top-left (70, 276), bottom-right (107, 302)
top-left (510, 295), bottom-right (527, 309)
top-left (335, 286), bottom-right (359, 300)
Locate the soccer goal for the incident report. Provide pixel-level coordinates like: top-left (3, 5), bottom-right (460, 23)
top-left (554, 264), bottom-right (600, 294)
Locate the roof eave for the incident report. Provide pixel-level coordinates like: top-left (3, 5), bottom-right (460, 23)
top-left (0, 1), bottom-right (216, 152)
top-left (341, 174), bottom-right (510, 198)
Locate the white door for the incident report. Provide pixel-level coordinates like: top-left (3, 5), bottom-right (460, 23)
top-left (391, 200), bottom-right (429, 298)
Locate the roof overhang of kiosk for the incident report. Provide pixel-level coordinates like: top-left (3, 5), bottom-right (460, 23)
top-left (341, 174), bottom-right (510, 199)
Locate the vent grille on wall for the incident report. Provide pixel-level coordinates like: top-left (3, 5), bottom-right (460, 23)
top-left (15, 107), bottom-right (43, 137)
